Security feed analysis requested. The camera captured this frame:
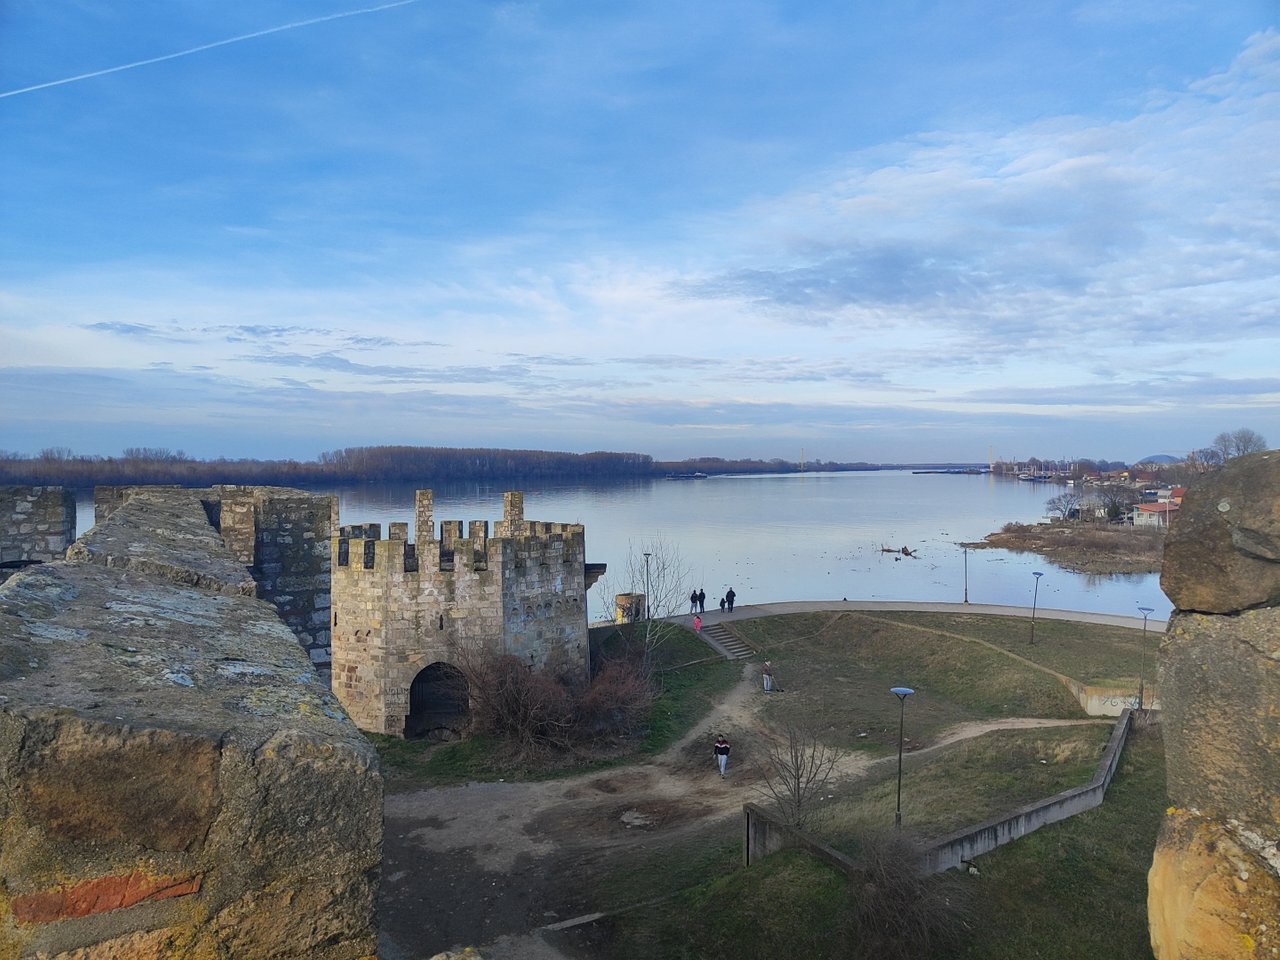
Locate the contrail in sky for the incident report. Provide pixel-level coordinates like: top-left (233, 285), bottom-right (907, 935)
top-left (0, 0), bottom-right (419, 100)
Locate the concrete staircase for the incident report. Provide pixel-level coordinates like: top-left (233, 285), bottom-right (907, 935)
top-left (700, 621), bottom-right (754, 660)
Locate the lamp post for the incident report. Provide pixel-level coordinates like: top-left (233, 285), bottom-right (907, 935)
top-left (1029, 571), bottom-right (1044, 644)
top-left (890, 686), bottom-right (915, 829)
top-left (642, 551), bottom-right (652, 622)
top-left (1136, 605), bottom-right (1154, 710)
top-left (963, 545), bottom-right (969, 604)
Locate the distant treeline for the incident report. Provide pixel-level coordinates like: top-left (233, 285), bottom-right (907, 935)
top-left (0, 445), bottom-right (902, 488)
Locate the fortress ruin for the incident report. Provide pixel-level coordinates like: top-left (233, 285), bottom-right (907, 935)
top-left (330, 490), bottom-right (605, 738)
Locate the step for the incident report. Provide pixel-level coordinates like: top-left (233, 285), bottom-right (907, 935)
top-left (700, 622), bottom-right (754, 660)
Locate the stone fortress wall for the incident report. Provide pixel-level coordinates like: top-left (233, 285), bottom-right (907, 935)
top-left (0, 486), bottom-right (75, 584)
top-left (331, 490), bottom-right (605, 737)
top-left (0, 486), bottom-right (380, 960)
top-left (95, 484), bottom-right (337, 667)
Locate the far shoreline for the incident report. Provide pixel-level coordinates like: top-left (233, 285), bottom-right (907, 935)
top-left (965, 521), bottom-right (1165, 576)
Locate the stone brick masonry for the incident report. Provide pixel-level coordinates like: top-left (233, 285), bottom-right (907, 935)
top-left (331, 490), bottom-right (605, 737)
top-left (0, 486), bottom-right (75, 583)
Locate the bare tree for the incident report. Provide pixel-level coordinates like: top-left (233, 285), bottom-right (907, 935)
top-left (1213, 428), bottom-right (1269, 461)
top-left (1191, 446), bottom-right (1223, 469)
top-left (1094, 483), bottom-right (1138, 522)
top-left (754, 723), bottom-right (845, 829)
top-left (1044, 490), bottom-right (1082, 521)
top-left (598, 534), bottom-right (692, 667)
top-left (1230, 428), bottom-right (1268, 457)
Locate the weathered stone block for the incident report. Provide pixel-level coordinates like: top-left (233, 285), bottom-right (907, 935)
top-left (1160, 609), bottom-right (1280, 826)
top-left (0, 497), bottom-right (380, 960)
top-left (1162, 451), bottom-right (1280, 613)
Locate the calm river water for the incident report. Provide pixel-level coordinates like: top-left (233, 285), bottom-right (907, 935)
top-left (74, 472), bottom-right (1170, 622)
top-left (329, 471), bottom-right (1170, 622)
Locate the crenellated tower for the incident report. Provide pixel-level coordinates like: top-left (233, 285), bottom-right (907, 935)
top-left (330, 490), bottom-right (605, 738)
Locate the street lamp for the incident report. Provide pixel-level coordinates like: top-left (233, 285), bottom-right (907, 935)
top-left (890, 686), bottom-right (915, 829)
top-left (963, 545), bottom-right (969, 604)
top-left (642, 551), bottom-right (652, 622)
top-left (1029, 571), bottom-right (1044, 644)
top-left (1136, 605), bottom-right (1155, 710)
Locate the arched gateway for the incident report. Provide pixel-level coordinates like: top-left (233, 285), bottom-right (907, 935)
top-left (405, 662), bottom-right (468, 740)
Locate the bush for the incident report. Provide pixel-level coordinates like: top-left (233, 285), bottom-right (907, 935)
top-left (842, 829), bottom-right (974, 960)
top-left (464, 654), bottom-right (576, 756)
top-left (454, 647), bottom-right (656, 759)
top-left (578, 660), bottom-right (655, 737)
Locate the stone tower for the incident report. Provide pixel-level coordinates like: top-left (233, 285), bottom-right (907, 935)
top-left (330, 490), bottom-right (605, 738)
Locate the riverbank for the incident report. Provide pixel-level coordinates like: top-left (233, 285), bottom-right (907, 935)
top-left (967, 522), bottom-right (1165, 575)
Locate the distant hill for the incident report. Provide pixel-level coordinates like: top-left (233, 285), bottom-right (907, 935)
top-left (1135, 454), bottom-right (1181, 465)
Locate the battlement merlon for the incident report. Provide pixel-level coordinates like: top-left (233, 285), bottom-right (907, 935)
top-left (415, 489), bottom-right (434, 547)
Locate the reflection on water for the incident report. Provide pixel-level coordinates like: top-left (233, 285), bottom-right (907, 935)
top-left (71, 473), bottom-right (1170, 622)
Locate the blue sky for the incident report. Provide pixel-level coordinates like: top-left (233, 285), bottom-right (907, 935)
top-left (2, 1), bottom-right (1277, 464)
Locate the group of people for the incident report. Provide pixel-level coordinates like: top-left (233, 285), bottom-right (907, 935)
top-left (689, 586), bottom-right (736, 615)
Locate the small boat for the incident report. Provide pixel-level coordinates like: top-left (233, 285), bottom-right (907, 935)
top-left (664, 472), bottom-right (708, 480)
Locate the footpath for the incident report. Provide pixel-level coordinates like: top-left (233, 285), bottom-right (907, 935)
top-left (678, 599), bottom-right (1166, 660)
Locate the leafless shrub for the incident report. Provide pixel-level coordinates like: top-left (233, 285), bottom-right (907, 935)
top-left (843, 829), bottom-right (974, 960)
top-left (449, 644), bottom-right (656, 757)
top-left (461, 652), bottom-right (575, 756)
top-left (577, 659), bottom-right (655, 737)
top-left (754, 723), bottom-right (845, 829)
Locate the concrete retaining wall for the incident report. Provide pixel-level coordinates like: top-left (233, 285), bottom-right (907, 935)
top-left (744, 710), bottom-right (1135, 876)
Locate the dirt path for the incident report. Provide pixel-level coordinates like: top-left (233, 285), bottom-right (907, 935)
top-left (378, 662), bottom-right (1106, 959)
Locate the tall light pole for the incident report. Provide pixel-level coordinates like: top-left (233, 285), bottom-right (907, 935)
top-left (643, 551), bottom-right (652, 622)
top-left (1029, 571), bottom-right (1044, 644)
top-left (1136, 605), bottom-right (1154, 710)
top-left (891, 686), bottom-right (915, 829)
top-left (963, 545), bottom-right (969, 604)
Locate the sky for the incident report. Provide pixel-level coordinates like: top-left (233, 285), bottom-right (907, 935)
top-left (1, 1), bottom-right (1277, 465)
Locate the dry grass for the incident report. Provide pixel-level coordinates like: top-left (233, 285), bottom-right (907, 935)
top-left (972, 521), bottom-right (1165, 574)
top-left (812, 724), bottom-right (1113, 849)
top-left (861, 610), bottom-right (1155, 687)
top-left (731, 612), bottom-right (1086, 756)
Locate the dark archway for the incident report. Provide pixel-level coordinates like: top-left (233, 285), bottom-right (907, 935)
top-left (405, 662), bottom-right (468, 740)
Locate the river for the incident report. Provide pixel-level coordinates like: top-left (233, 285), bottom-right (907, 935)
top-left (74, 472), bottom-right (1170, 621)
top-left (331, 471), bottom-right (1170, 621)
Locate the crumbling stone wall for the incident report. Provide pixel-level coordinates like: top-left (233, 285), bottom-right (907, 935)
top-left (94, 484), bottom-right (336, 665)
top-left (0, 488), bottom-right (381, 959)
top-left (1149, 450), bottom-right (1280, 959)
top-left (331, 490), bottom-right (605, 737)
top-left (0, 486), bottom-right (75, 583)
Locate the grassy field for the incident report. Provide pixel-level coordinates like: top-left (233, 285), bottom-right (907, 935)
top-left (588, 612), bottom-right (1163, 959)
top-left (858, 610), bottom-right (1157, 687)
top-left (598, 725), bottom-right (1166, 960)
top-left (815, 723), bottom-right (1114, 848)
top-left (731, 612), bottom-right (1087, 756)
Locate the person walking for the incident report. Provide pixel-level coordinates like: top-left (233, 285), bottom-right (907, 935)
top-left (719, 596), bottom-right (727, 613)
top-left (725, 587), bottom-right (736, 612)
top-left (697, 588), bottom-right (706, 614)
top-left (713, 735), bottom-right (731, 777)
top-left (762, 661), bottom-right (774, 693)
top-left (689, 590), bottom-right (699, 615)
top-left (693, 614), bottom-right (702, 634)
